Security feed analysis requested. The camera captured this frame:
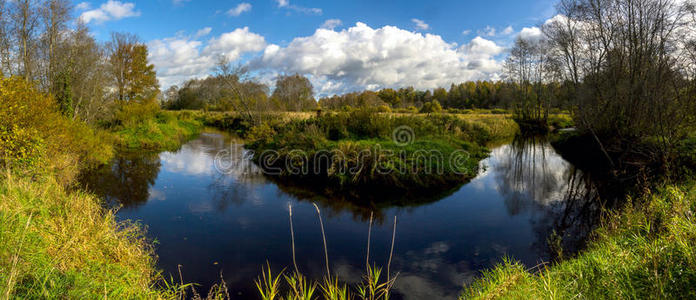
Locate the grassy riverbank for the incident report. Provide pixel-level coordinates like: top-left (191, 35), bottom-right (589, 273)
top-left (0, 77), bottom-right (189, 299)
top-left (0, 173), bottom-right (178, 298)
top-left (242, 109), bottom-right (519, 193)
top-left (462, 182), bottom-right (696, 299)
top-left (113, 110), bottom-right (203, 151)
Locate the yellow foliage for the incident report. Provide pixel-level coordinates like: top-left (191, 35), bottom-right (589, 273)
top-left (0, 77), bottom-right (113, 182)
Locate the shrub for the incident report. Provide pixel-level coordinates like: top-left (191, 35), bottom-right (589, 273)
top-left (377, 104), bottom-right (392, 113)
top-left (0, 77), bottom-right (112, 181)
top-left (419, 100), bottom-right (443, 114)
top-left (113, 100), bottom-right (160, 127)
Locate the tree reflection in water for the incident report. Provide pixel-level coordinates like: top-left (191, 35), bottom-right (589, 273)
top-left (491, 135), bottom-right (616, 260)
top-left (79, 151), bottom-right (162, 209)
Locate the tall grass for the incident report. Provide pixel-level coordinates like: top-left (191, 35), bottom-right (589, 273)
top-left (249, 204), bottom-right (398, 300)
top-left (0, 172), bottom-right (188, 298)
top-left (462, 183), bottom-right (696, 299)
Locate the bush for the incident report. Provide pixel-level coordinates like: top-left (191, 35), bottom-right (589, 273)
top-left (419, 100), bottom-right (443, 114)
top-left (113, 100), bottom-right (160, 127)
top-left (0, 77), bottom-right (112, 182)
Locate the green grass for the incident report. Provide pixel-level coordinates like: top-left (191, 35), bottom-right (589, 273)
top-left (462, 183), bottom-right (696, 299)
top-left (114, 111), bottom-right (203, 151)
top-left (243, 110), bottom-right (516, 192)
top-left (0, 172), bottom-right (185, 299)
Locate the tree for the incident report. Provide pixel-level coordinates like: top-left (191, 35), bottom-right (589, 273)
top-left (108, 33), bottom-right (158, 103)
top-left (271, 74), bottom-right (316, 111)
top-left (41, 0), bottom-right (71, 91)
top-left (419, 100), bottom-right (442, 114)
top-left (12, 0), bottom-right (39, 79)
top-left (377, 88), bottom-right (400, 107)
top-left (545, 0), bottom-right (696, 169)
top-left (505, 36), bottom-right (554, 128)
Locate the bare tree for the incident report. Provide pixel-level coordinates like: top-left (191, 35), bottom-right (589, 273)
top-left (40, 0), bottom-right (71, 91)
top-left (214, 55), bottom-right (262, 123)
top-left (12, 0), bottom-right (39, 79)
top-left (0, 1), bottom-right (13, 76)
top-left (271, 73), bottom-right (316, 112)
top-left (544, 0), bottom-right (696, 169)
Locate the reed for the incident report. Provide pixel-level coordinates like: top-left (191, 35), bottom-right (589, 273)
top-left (249, 204), bottom-right (400, 299)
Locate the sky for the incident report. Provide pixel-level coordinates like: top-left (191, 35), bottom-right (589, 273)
top-left (73, 0), bottom-right (557, 96)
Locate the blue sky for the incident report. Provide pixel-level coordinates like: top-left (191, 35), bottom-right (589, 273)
top-left (74, 0), bottom-right (557, 95)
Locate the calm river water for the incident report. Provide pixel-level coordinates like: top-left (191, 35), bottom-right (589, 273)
top-left (81, 130), bottom-right (606, 299)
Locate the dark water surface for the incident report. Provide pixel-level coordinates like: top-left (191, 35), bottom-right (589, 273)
top-left (82, 130), bottom-right (606, 299)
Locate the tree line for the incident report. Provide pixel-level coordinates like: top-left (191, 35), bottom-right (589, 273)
top-left (163, 71), bottom-right (318, 112)
top-left (317, 81), bottom-right (573, 112)
top-left (0, 0), bottom-right (159, 125)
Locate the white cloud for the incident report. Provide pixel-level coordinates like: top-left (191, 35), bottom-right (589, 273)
top-left (501, 26), bottom-right (514, 35)
top-left (203, 27), bottom-right (266, 59)
top-left (274, 0), bottom-right (322, 15)
top-left (79, 0), bottom-right (140, 24)
top-left (194, 27), bottom-right (212, 38)
top-left (519, 26), bottom-right (543, 41)
top-left (479, 26), bottom-right (496, 37)
top-left (148, 27), bottom-right (266, 88)
top-left (75, 2), bottom-right (90, 10)
top-left (254, 23), bottom-right (505, 95)
top-left (411, 18), bottom-right (429, 31)
top-left (462, 29), bottom-right (471, 36)
top-left (321, 19), bottom-right (342, 30)
top-left (227, 3), bottom-right (252, 17)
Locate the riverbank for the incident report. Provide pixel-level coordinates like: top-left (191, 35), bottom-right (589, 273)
top-left (0, 78), bottom-right (201, 298)
top-left (462, 181), bottom-right (696, 299)
top-left (113, 110), bottom-right (204, 152)
top-left (0, 173), bottom-right (179, 298)
top-left (240, 110), bottom-right (519, 194)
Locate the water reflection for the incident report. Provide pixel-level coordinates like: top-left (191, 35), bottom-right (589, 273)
top-left (80, 130), bottom-right (611, 299)
top-left (80, 152), bottom-right (161, 208)
top-left (489, 135), bottom-right (604, 258)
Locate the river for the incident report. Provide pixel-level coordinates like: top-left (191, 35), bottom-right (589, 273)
top-left (81, 129), bottom-right (607, 299)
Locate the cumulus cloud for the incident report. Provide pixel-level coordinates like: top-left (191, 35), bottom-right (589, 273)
top-left (148, 27), bottom-right (266, 88)
top-left (254, 22), bottom-right (505, 94)
top-left (411, 18), bottom-right (430, 30)
top-left (321, 19), bottom-right (342, 30)
top-left (501, 26), bottom-right (514, 35)
top-left (462, 29), bottom-right (471, 36)
top-left (227, 3), bottom-right (252, 17)
top-left (79, 0), bottom-right (140, 24)
top-left (519, 26), bottom-right (543, 41)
